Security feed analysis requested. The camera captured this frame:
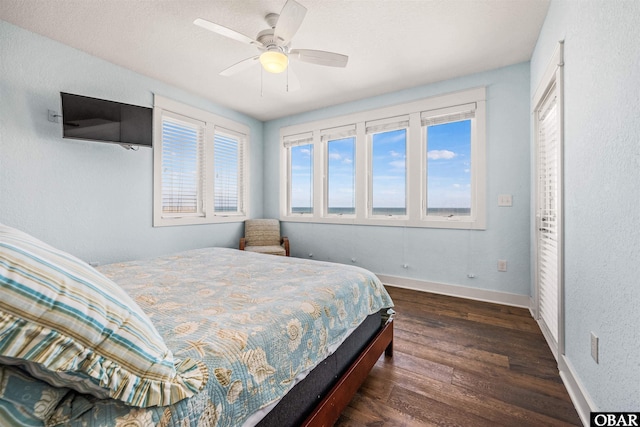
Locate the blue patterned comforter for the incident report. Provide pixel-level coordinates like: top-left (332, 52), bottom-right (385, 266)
top-left (35, 247), bottom-right (393, 426)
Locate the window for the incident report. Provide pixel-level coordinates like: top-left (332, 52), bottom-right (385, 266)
top-left (280, 88), bottom-right (486, 229)
top-left (284, 132), bottom-right (314, 215)
top-left (367, 117), bottom-right (409, 217)
top-left (153, 96), bottom-right (249, 226)
top-left (214, 128), bottom-right (244, 213)
top-left (422, 105), bottom-right (476, 218)
top-left (323, 125), bottom-right (356, 215)
top-left (160, 113), bottom-right (204, 216)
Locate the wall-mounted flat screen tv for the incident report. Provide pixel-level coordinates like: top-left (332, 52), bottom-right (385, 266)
top-left (61, 92), bottom-right (152, 147)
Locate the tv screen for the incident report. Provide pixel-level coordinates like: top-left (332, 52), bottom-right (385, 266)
top-left (61, 92), bottom-right (152, 147)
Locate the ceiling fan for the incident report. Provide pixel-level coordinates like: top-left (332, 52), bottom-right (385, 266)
top-left (194, 0), bottom-right (348, 79)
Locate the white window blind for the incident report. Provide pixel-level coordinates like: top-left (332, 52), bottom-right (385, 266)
top-left (153, 95), bottom-right (250, 227)
top-left (421, 103), bottom-right (476, 126)
top-left (283, 132), bottom-right (313, 148)
top-left (160, 113), bottom-right (204, 216)
top-left (365, 116), bottom-right (409, 135)
top-left (537, 86), bottom-right (559, 342)
top-left (321, 124), bottom-right (356, 142)
top-left (214, 127), bottom-right (244, 214)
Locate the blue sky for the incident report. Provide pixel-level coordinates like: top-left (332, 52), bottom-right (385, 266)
top-left (426, 120), bottom-right (471, 210)
top-left (372, 129), bottom-right (406, 210)
top-left (327, 137), bottom-right (355, 211)
top-left (291, 145), bottom-right (313, 210)
top-left (290, 120), bottom-right (471, 211)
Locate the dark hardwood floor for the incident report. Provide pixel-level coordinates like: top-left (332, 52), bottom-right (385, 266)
top-left (335, 286), bottom-right (582, 427)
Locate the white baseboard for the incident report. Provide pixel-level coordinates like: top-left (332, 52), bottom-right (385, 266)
top-left (376, 274), bottom-right (530, 308)
top-left (559, 356), bottom-right (594, 426)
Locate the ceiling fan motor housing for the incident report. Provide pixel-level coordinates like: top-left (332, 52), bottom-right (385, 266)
top-left (257, 29), bottom-right (289, 53)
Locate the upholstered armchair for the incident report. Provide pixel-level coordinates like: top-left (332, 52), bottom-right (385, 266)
top-left (239, 219), bottom-right (290, 256)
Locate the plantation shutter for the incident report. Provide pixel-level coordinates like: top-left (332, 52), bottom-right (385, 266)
top-left (160, 113), bottom-right (205, 216)
top-left (214, 127), bottom-right (244, 214)
top-left (537, 85), bottom-right (560, 343)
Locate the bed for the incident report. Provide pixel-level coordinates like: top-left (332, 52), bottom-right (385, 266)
top-left (0, 224), bottom-right (394, 426)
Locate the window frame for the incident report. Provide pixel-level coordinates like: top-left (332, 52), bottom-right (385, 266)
top-left (421, 103), bottom-right (480, 226)
top-left (367, 119), bottom-right (409, 220)
top-left (153, 95), bottom-right (250, 227)
top-left (284, 132), bottom-right (315, 216)
top-left (213, 126), bottom-right (246, 214)
top-left (322, 125), bottom-right (357, 218)
top-left (279, 87), bottom-right (486, 229)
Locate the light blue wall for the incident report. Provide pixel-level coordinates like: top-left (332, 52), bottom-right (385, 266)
top-left (0, 20), bottom-right (264, 264)
top-left (530, 0), bottom-right (640, 411)
top-left (4, 1), bottom-right (638, 415)
top-left (264, 64), bottom-right (532, 297)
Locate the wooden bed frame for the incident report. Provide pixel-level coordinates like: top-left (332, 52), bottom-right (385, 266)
top-left (302, 318), bottom-right (394, 426)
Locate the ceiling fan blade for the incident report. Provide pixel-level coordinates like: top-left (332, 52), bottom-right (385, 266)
top-left (273, 0), bottom-right (307, 45)
top-left (220, 56), bottom-right (260, 76)
top-left (289, 49), bottom-right (349, 68)
top-left (194, 18), bottom-right (260, 47)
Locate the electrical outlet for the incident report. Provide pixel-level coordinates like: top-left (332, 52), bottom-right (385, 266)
top-left (497, 259), bottom-right (507, 272)
top-left (591, 332), bottom-right (599, 363)
top-left (498, 194), bottom-right (513, 207)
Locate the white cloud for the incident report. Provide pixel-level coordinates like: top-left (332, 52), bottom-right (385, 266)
top-left (299, 148), bottom-right (311, 156)
top-left (389, 160), bottom-right (406, 169)
top-left (427, 150), bottom-right (456, 160)
top-left (329, 152), bottom-right (342, 160)
top-left (343, 158), bottom-right (353, 164)
top-left (389, 150), bottom-right (403, 158)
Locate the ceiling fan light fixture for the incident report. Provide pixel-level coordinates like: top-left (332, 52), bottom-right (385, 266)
top-left (259, 50), bottom-right (288, 73)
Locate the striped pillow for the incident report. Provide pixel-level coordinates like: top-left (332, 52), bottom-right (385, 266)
top-left (0, 224), bottom-right (207, 408)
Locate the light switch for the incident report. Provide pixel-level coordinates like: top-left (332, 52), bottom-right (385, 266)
top-left (498, 194), bottom-right (513, 207)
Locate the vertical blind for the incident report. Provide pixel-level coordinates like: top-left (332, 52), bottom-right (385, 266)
top-left (161, 114), bottom-right (204, 216)
top-left (537, 86), bottom-right (559, 343)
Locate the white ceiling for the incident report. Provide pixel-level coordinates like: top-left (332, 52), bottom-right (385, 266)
top-left (0, 0), bottom-right (549, 121)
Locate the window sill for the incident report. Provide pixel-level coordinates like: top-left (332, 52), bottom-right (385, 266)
top-left (280, 214), bottom-right (485, 230)
top-left (154, 214), bottom-right (247, 227)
